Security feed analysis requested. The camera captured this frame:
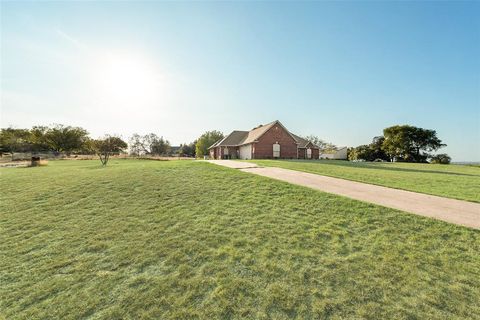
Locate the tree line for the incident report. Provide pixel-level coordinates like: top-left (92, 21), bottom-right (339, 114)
top-left (0, 125), bottom-right (129, 165)
top-left (1, 124), bottom-right (451, 165)
top-left (0, 124), bottom-right (200, 165)
top-left (0, 125), bottom-right (221, 158)
top-left (348, 125), bottom-right (450, 164)
top-left (1, 125), bottom-right (91, 156)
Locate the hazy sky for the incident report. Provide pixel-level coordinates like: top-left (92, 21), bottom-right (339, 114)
top-left (1, 1), bottom-right (479, 161)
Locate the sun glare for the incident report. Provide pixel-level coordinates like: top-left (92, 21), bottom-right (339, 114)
top-left (93, 53), bottom-right (162, 107)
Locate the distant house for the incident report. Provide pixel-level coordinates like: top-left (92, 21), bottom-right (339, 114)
top-left (208, 120), bottom-right (320, 160)
top-left (319, 147), bottom-right (348, 160)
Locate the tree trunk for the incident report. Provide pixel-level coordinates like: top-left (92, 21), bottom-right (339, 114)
top-left (99, 152), bottom-right (110, 166)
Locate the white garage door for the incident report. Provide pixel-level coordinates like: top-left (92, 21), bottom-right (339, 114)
top-left (239, 144), bottom-right (252, 160)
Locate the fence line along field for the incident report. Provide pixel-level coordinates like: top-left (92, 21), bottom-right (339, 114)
top-left (1, 159), bottom-right (479, 319)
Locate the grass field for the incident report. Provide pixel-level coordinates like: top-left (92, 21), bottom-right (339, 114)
top-left (1, 160), bottom-right (479, 319)
top-left (249, 160), bottom-right (480, 203)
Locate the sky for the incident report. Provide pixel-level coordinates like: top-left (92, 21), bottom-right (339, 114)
top-left (1, 1), bottom-right (479, 161)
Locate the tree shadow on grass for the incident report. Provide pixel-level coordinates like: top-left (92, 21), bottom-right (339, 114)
top-left (278, 160), bottom-right (480, 178)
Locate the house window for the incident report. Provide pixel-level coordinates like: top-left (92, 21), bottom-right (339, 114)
top-left (273, 143), bottom-right (280, 158)
top-left (307, 148), bottom-right (312, 159)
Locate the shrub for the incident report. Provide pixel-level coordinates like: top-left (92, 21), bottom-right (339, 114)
top-left (430, 153), bottom-right (451, 164)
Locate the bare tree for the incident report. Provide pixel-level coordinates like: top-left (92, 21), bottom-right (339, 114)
top-left (303, 135), bottom-right (337, 151)
top-left (129, 133), bottom-right (171, 156)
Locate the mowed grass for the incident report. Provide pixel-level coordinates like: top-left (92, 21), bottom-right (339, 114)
top-left (1, 160), bottom-right (479, 319)
top-left (249, 159), bottom-right (480, 203)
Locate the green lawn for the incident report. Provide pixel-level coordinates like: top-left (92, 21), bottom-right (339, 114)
top-left (1, 160), bottom-right (479, 319)
top-left (248, 159), bottom-right (480, 203)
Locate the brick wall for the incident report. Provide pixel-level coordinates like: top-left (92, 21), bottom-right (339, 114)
top-left (210, 147), bottom-right (222, 159)
top-left (253, 124), bottom-right (298, 159)
top-left (298, 148), bottom-right (306, 159)
top-left (298, 144), bottom-right (320, 160)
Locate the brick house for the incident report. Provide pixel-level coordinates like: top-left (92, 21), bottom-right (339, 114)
top-left (208, 120), bottom-right (320, 160)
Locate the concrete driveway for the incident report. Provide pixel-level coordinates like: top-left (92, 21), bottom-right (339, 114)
top-left (207, 160), bottom-right (480, 229)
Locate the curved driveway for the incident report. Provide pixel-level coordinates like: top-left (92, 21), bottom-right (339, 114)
top-left (207, 160), bottom-right (480, 229)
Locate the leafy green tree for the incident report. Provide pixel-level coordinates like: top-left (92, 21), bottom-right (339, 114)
top-left (382, 126), bottom-right (409, 161)
top-left (178, 141), bottom-right (196, 157)
top-left (151, 136), bottom-right (171, 155)
top-left (408, 127), bottom-right (445, 162)
top-left (0, 128), bottom-right (31, 159)
top-left (382, 125), bottom-right (445, 162)
top-left (348, 137), bottom-right (389, 161)
top-left (430, 154), bottom-right (451, 164)
top-left (195, 131), bottom-right (224, 158)
top-left (347, 147), bottom-right (355, 160)
top-left (29, 126), bottom-right (50, 152)
top-left (348, 144), bottom-right (370, 161)
top-left (79, 138), bottom-right (97, 155)
top-left (368, 136), bottom-right (389, 161)
top-left (93, 136), bottom-right (128, 166)
top-left (44, 124), bottom-right (89, 154)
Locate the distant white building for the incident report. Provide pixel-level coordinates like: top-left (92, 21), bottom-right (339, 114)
top-left (319, 147), bottom-right (348, 160)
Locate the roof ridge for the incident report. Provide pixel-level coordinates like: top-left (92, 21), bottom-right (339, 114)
top-left (208, 120), bottom-right (320, 149)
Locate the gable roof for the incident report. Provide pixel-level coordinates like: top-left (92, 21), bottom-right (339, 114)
top-left (240, 120), bottom-right (278, 145)
top-left (208, 120), bottom-right (319, 149)
top-left (291, 133), bottom-right (309, 148)
top-left (209, 130), bottom-right (248, 149)
top-left (291, 133), bottom-right (319, 149)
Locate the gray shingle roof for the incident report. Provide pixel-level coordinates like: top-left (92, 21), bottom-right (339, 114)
top-left (291, 133), bottom-right (318, 148)
top-left (220, 131), bottom-right (248, 146)
top-left (208, 120), bottom-right (319, 149)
